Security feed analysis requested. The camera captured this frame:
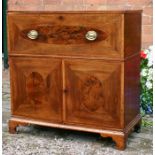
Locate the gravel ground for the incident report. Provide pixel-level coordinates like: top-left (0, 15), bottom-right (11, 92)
top-left (2, 69), bottom-right (153, 155)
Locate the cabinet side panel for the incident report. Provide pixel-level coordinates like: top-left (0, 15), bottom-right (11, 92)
top-left (124, 13), bottom-right (142, 57)
top-left (124, 55), bottom-right (140, 126)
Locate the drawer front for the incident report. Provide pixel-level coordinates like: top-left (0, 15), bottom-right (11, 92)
top-left (8, 12), bottom-right (124, 59)
top-left (64, 59), bottom-right (123, 129)
top-left (9, 57), bottom-right (63, 122)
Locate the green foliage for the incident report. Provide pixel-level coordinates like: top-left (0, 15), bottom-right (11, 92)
top-left (140, 46), bottom-right (153, 114)
top-left (142, 117), bottom-right (153, 127)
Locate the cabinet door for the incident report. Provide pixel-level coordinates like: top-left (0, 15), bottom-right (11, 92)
top-left (10, 57), bottom-right (62, 122)
top-left (64, 60), bottom-right (123, 129)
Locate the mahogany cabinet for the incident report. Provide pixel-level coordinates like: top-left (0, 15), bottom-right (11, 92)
top-left (7, 11), bottom-right (142, 150)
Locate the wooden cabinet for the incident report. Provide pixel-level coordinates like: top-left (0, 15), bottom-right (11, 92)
top-left (7, 11), bottom-right (142, 150)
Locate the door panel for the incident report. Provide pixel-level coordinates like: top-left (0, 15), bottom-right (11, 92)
top-left (10, 57), bottom-right (62, 122)
top-left (64, 59), bottom-right (122, 129)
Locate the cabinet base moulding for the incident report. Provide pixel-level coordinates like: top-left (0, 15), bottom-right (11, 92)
top-left (8, 114), bottom-right (141, 150)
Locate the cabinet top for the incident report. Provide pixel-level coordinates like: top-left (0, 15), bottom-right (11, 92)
top-left (8, 10), bottom-right (142, 14)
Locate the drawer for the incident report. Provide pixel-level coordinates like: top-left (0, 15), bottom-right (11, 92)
top-left (8, 12), bottom-right (124, 59)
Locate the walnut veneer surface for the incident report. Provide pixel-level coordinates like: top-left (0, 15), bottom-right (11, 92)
top-left (7, 10), bottom-right (142, 150)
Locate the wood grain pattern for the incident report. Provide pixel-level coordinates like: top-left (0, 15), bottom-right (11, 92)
top-left (9, 57), bottom-right (63, 122)
top-left (64, 59), bottom-right (122, 129)
top-left (124, 55), bottom-right (140, 126)
top-left (21, 25), bottom-right (107, 44)
top-left (124, 12), bottom-right (142, 57)
top-left (7, 12), bottom-right (124, 59)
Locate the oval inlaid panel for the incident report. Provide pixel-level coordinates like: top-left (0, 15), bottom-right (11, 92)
top-left (21, 25), bottom-right (108, 44)
top-left (26, 72), bottom-right (45, 103)
top-left (81, 76), bottom-right (104, 112)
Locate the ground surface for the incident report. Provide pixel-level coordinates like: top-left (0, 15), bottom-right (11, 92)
top-left (2, 68), bottom-right (153, 155)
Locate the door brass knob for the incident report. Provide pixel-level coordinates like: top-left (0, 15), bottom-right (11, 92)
top-left (85, 30), bottom-right (98, 41)
top-left (27, 30), bottom-right (39, 40)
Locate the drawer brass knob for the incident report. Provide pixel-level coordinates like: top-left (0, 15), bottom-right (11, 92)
top-left (85, 30), bottom-right (98, 41)
top-left (27, 30), bottom-right (39, 40)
